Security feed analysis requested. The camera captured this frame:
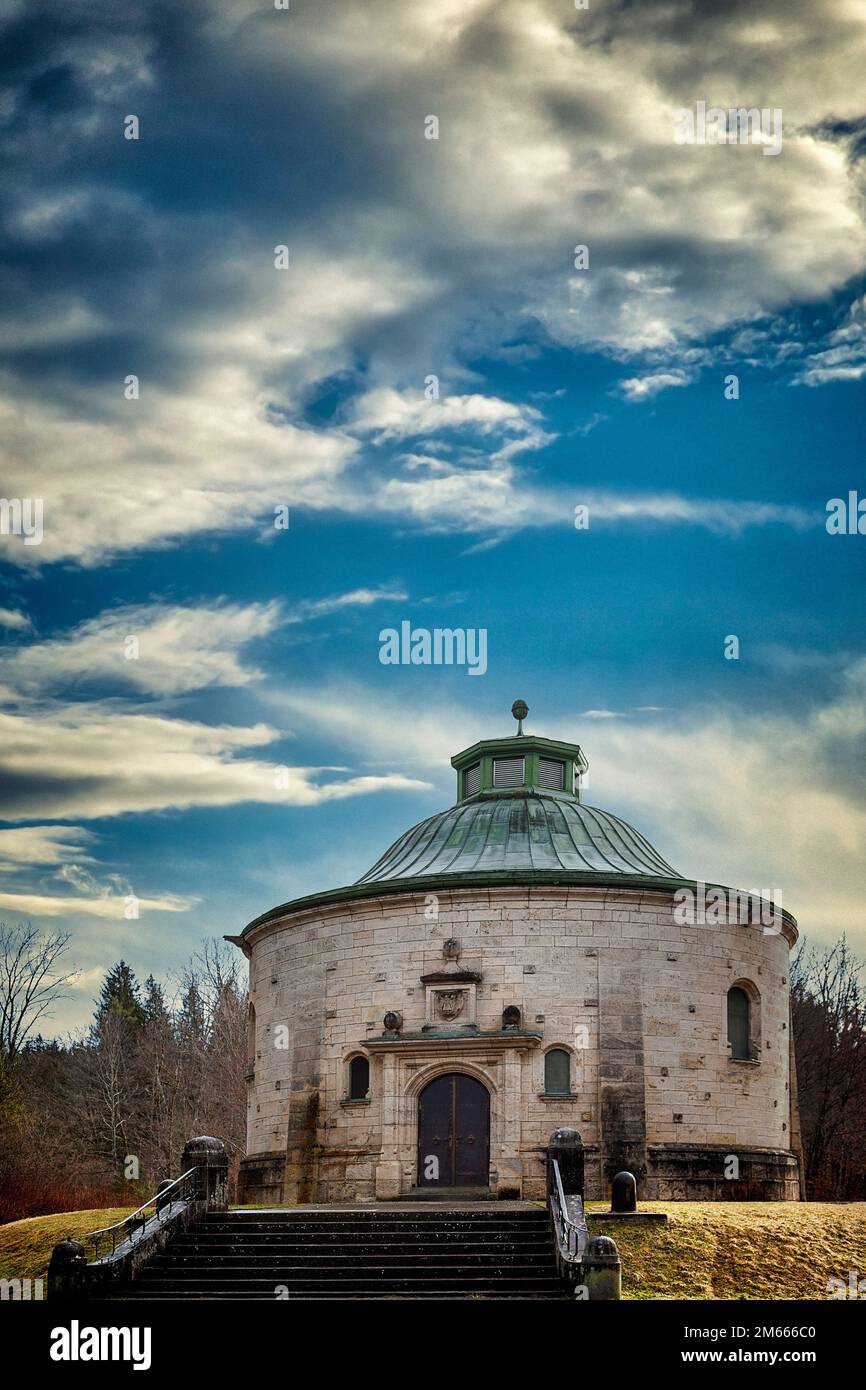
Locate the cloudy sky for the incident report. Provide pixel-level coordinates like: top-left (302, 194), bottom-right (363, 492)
top-left (1, 0), bottom-right (865, 1033)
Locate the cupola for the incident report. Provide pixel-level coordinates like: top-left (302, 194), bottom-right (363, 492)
top-left (451, 700), bottom-right (589, 803)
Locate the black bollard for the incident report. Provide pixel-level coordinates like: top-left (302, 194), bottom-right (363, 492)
top-left (611, 1170), bottom-right (637, 1213)
top-left (47, 1237), bottom-right (88, 1300)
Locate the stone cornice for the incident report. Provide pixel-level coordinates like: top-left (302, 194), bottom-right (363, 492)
top-left (233, 874), bottom-right (797, 949)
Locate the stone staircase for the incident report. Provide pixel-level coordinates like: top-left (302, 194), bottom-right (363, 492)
top-left (109, 1204), bottom-right (568, 1300)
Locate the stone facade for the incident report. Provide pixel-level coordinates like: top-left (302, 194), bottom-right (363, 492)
top-left (237, 881), bottom-right (801, 1203)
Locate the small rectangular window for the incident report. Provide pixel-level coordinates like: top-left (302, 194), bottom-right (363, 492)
top-left (464, 763), bottom-right (480, 796)
top-left (538, 757), bottom-right (565, 790)
top-left (493, 756), bottom-right (524, 788)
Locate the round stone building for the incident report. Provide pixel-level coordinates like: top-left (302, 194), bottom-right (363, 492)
top-left (232, 706), bottom-right (802, 1205)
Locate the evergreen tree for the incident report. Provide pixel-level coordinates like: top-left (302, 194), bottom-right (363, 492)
top-left (142, 974), bottom-right (168, 1023)
top-left (94, 961), bottom-right (145, 1031)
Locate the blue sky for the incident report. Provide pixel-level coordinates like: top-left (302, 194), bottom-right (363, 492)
top-left (1, 0), bottom-right (865, 1031)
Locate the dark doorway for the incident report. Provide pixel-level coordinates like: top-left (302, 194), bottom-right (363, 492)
top-left (417, 1073), bottom-right (490, 1187)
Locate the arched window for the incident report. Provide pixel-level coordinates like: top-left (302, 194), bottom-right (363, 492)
top-left (544, 1048), bottom-right (571, 1095)
top-left (727, 987), bottom-right (750, 1060)
top-left (348, 1055), bottom-right (370, 1100)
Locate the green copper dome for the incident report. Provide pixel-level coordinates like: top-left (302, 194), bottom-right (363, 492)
top-left (356, 792), bottom-right (678, 883)
top-left (236, 703), bottom-right (688, 941)
top-left (357, 702), bottom-right (677, 883)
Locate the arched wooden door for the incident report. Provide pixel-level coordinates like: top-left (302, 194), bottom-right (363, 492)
top-left (417, 1073), bottom-right (490, 1188)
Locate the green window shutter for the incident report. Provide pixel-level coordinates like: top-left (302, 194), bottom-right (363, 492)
top-left (727, 988), bottom-right (750, 1060)
top-left (544, 1048), bottom-right (571, 1094)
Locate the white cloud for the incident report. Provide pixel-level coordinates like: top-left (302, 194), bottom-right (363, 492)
top-left (0, 703), bottom-right (429, 822)
top-left (375, 458), bottom-right (815, 537)
top-left (0, 370), bottom-right (358, 568)
top-left (0, 593), bottom-right (411, 697)
top-left (794, 294), bottom-right (866, 385)
top-left (347, 388), bottom-right (553, 460)
top-left (0, 825), bottom-right (96, 871)
top-left (0, 606), bottom-right (31, 631)
top-left (0, 889), bottom-right (194, 919)
top-left (294, 587), bottom-right (409, 620)
top-left (617, 371), bottom-right (693, 402)
top-left (0, 600), bottom-right (282, 697)
top-left (0, 889), bottom-right (190, 922)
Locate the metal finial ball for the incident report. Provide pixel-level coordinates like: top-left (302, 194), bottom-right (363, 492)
top-left (511, 700), bottom-right (529, 721)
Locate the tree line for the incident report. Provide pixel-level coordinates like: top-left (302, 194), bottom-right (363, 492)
top-left (0, 924), bottom-right (246, 1223)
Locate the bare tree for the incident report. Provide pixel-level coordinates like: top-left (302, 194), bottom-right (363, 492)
top-left (792, 938), bottom-right (866, 1198)
top-left (0, 923), bottom-right (76, 1059)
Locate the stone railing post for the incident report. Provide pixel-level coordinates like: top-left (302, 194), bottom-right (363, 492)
top-left (47, 1237), bottom-right (88, 1300)
top-left (548, 1127), bottom-right (584, 1199)
top-left (181, 1135), bottom-right (229, 1211)
top-left (584, 1234), bottom-right (622, 1300)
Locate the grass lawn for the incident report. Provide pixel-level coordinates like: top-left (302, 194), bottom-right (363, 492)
top-left (586, 1201), bottom-right (866, 1300)
top-left (0, 1208), bottom-right (134, 1281)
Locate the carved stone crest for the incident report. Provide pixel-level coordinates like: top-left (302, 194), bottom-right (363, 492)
top-left (436, 990), bottom-right (465, 1021)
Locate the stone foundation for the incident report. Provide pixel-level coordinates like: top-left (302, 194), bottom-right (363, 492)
top-left (645, 1144), bottom-right (801, 1201)
top-left (238, 1151), bottom-right (286, 1205)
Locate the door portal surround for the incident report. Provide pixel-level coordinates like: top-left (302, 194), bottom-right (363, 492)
top-left (367, 1037), bottom-right (541, 1199)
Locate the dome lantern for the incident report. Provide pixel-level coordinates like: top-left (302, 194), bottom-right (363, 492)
top-left (450, 700), bottom-right (589, 804)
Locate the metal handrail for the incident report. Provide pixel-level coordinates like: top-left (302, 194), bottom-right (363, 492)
top-left (83, 1166), bottom-right (198, 1261)
top-left (547, 1156), bottom-right (584, 1274)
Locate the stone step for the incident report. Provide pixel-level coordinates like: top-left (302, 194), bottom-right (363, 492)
top-left (131, 1275), bottom-right (565, 1293)
top-left (152, 1248), bottom-right (555, 1264)
top-left (206, 1211), bottom-right (548, 1223)
top-left (109, 1284), bottom-right (569, 1295)
top-left (139, 1263), bottom-right (558, 1278)
top-left (175, 1227), bottom-right (549, 1238)
top-left (208, 1208), bottom-right (546, 1221)
top-left (158, 1237), bottom-right (557, 1250)
top-left (199, 1220), bottom-right (549, 1235)
top-left (100, 1203), bottom-right (566, 1301)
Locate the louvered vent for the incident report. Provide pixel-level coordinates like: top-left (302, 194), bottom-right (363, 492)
top-left (493, 756), bottom-right (524, 788)
top-left (464, 762), bottom-right (481, 797)
top-left (538, 757), bottom-right (565, 790)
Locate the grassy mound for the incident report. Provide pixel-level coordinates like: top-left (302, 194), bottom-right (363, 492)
top-left (586, 1201), bottom-right (866, 1300)
top-left (0, 1207), bottom-right (134, 1281)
